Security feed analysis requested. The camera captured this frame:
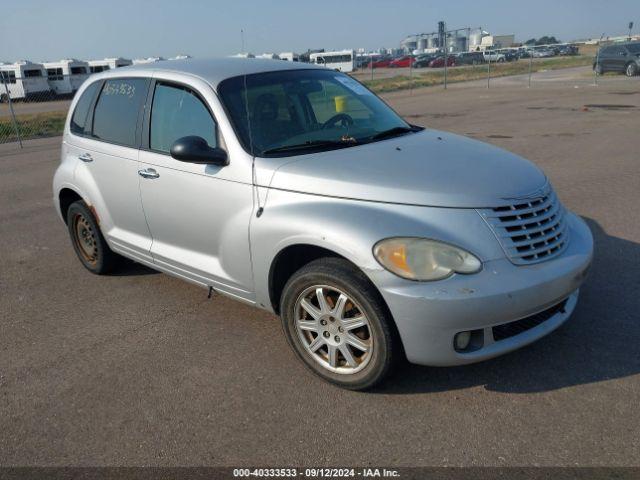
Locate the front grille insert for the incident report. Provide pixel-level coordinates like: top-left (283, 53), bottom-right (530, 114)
top-left (479, 185), bottom-right (569, 265)
top-left (492, 299), bottom-right (568, 342)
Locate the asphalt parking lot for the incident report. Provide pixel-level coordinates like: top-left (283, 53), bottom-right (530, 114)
top-left (1, 68), bottom-right (639, 466)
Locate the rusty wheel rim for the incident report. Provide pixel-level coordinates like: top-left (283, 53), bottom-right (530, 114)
top-left (72, 213), bottom-right (98, 265)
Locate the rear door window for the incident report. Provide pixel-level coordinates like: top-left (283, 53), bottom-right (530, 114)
top-left (149, 82), bottom-right (217, 153)
top-left (92, 78), bottom-right (147, 147)
top-left (70, 81), bottom-right (100, 135)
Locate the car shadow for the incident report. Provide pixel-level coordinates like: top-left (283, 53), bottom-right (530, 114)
top-left (374, 217), bottom-right (640, 395)
top-left (107, 259), bottom-right (160, 277)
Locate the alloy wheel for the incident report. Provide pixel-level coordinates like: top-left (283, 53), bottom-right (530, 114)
top-left (294, 285), bottom-right (373, 374)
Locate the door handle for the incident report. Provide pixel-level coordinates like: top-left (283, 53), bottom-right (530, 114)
top-left (78, 153), bottom-right (93, 162)
top-left (138, 168), bottom-right (160, 179)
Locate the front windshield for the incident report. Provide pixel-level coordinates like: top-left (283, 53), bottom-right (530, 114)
top-left (217, 69), bottom-right (414, 157)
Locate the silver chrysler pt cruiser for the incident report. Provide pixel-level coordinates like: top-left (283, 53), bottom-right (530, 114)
top-left (53, 58), bottom-right (593, 389)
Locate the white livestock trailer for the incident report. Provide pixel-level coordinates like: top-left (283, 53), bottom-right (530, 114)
top-left (87, 57), bottom-right (132, 73)
top-left (0, 60), bottom-right (51, 101)
top-left (132, 57), bottom-right (166, 64)
top-left (279, 52), bottom-right (300, 62)
top-left (43, 59), bottom-right (90, 96)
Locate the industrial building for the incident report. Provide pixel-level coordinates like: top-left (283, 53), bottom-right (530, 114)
top-left (400, 25), bottom-right (515, 54)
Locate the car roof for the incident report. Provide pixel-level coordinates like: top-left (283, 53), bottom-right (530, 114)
top-left (99, 57), bottom-right (323, 89)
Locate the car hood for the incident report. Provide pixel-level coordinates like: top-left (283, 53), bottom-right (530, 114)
top-left (262, 129), bottom-right (547, 208)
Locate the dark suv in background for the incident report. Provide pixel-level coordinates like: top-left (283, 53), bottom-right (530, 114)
top-left (594, 42), bottom-right (640, 76)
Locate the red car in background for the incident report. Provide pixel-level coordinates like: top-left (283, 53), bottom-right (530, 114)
top-left (389, 56), bottom-right (415, 68)
top-left (370, 57), bottom-right (393, 68)
top-left (428, 56), bottom-right (456, 68)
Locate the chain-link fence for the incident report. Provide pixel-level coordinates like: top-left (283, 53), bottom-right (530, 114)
top-left (0, 73), bottom-right (73, 146)
top-left (1, 42), bottom-right (637, 148)
top-left (350, 43), bottom-right (602, 92)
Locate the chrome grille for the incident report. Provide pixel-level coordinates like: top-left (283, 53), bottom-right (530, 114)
top-left (479, 185), bottom-right (569, 265)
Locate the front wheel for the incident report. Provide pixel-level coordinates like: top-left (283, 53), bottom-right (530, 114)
top-left (625, 63), bottom-right (638, 77)
top-left (280, 258), bottom-right (397, 390)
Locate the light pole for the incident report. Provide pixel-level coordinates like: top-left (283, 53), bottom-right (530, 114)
top-left (629, 22), bottom-right (634, 41)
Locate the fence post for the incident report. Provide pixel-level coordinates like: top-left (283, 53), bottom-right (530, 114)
top-left (1, 76), bottom-right (23, 148)
top-left (528, 53), bottom-right (533, 88)
top-left (594, 45), bottom-right (600, 86)
top-left (487, 56), bottom-right (491, 88)
top-left (409, 53), bottom-right (414, 95)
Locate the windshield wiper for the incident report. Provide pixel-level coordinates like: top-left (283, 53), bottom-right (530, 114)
top-left (262, 139), bottom-right (357, 155)
top-left (368, 125), bottom-right (420, 141)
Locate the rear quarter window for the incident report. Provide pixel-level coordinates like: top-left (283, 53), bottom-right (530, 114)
top-left (91, 78), bottom-right (147, 147)
top-left (70, 81), bottom-right (100, 135)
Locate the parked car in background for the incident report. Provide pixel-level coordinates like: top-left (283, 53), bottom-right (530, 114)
top-left (501, 50), bottom-right (519, 62)
top-left (370, 57), bottom-right (393, 69)
top-left (594, 42), bottom-right (640, 76)
top-left (389, 56), bottom-right (415, 68)
top-left (455, 51), bottom-right (485, 65)
top-left (428, 56), bottom-right (456, 68)
top-left (518, 48), bottom-right (533, 59)
top-left (483, 51), bottom-right (506, 62)
top-left (532, 48), bottom-right (555, 58)
top-left (355, 56), bottom-right (371, 69)
top-left (54, 58), bottom-right (593, 390)
top-left (556, 44), bottom-right (578, 56)
top-left (413, 54), bottom-right (437, 68)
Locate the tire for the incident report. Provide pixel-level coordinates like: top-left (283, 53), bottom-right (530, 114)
top-left (594, 63), bottom-right (603, 75)
top-left (280, 257), bottom-right (398, 390)
top-left (625, 63), bottom-right (638, 77)
top-left (66, 201), bottom-right (120, 274)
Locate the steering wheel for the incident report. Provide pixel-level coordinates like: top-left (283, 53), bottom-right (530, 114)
top-left (322, 113), bottom-right (354, 129)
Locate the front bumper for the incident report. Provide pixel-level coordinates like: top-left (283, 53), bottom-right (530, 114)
top-left (376, 212), bottom-right (593, 366)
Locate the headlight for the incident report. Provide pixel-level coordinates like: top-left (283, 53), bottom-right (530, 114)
top-left (373, 237), bottom-right (482, 281)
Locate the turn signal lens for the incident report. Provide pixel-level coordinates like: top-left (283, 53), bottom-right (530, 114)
top-left (373, 237), bottom-right (482, 281)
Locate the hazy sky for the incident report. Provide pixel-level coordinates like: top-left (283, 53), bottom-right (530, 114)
top-left (1, 0), bottom-right (637, 61)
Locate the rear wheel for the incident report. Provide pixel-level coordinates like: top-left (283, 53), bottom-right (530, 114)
top-left (280, 258), bottom-right (397, 390)
top-left (594, 63), bottom-right (603, 75)
top-left (625, 63), bottom-right (638, 77)
top-left (66, 201), bottom-right (120, 274)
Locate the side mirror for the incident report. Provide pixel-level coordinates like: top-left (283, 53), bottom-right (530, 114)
top-left (169, 136), bottom-right (228, 166)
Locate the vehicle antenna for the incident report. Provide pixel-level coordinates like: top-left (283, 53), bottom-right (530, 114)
top-left (243, 74), bottom-right (262, 217)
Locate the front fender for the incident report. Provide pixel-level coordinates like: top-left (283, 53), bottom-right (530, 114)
top-left (250, 188), bottom-right (505, 313)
